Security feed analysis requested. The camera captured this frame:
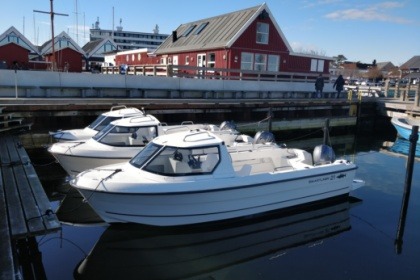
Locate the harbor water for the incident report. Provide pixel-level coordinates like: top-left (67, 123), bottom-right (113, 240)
top-left (27, 130), bottom-right (420, 280)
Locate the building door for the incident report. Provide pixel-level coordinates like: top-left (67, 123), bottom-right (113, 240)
top-left (172, 55), bottom-right (178, 65)
top-left (197, 53), bottom-right (206, 77)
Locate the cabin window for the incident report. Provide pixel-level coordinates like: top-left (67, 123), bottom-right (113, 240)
top-left (311, 59), bottom-right (325, 72)
top-left (256, 22), bottom-right (269, 44)
top-left (185, 56), bottom-right (189, 65)
top-left (254, 54), bottom-right (267, 71)
top-left (133, 145), bottom-right (221, 176)
top-left (207, 53), bottom-right (216, 68)
top-left (268, 55), bottom-right (279, 72)
top-left (94, 124), bottom-right (157, 147)
top-left (241, 52), bottom-right (253, 70)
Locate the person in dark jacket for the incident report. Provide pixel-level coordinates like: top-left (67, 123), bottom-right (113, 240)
top-left (333, 75), bottom-right (345, 98)
top-left (315, 74), bottom-right (324, 98)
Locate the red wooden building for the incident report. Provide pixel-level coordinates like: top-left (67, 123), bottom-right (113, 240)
top-left (40, 31), bottom-right (85, 72)
top-left (147, 3), bottom-right (331, 76)
top-left (0, 26), bottom-right (40, 69)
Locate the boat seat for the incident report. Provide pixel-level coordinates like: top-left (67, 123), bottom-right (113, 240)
top-left (201, 153), bottom-right (219, 172)
top-left (169, 158), bottom-right (191, 174)
top-left (128, 136), bottom-right (145, 146)
top-left (236, 164), bottom-right (252, 176)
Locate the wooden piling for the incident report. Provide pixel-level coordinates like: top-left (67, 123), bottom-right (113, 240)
top-left (395, 125), bottom-right (418, 253)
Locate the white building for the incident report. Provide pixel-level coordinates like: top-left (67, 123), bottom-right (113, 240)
top-left (89, 18), bottom-right (169, 51)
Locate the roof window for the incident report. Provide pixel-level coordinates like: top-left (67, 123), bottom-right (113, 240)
top-left (194, 22), bottom-right (209, 35)
top-left (182, 25), bottom-right (196, 37)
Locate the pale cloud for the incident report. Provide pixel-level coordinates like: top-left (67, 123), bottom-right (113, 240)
top-left (325, 1), bottom-right (413, 24)
top-left (302, 0), bottom-right (343, 8)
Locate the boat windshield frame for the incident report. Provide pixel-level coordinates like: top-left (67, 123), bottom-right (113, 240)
top-left (88, 116), bottom-right (122, 131)
top-left (130, 143), bottom-right (221, 176)
top-left (92, 124), bottom-right (158, 147)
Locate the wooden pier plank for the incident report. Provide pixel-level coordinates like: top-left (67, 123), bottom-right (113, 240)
top-left (0, 134), bottom-right (61, 280)
top-left (0, 137), bottom-right (27, 237)
top-left (0, 135), bottom-right (60, 238)
top-left (0, 169), bottom-right (15, 280)
top-left (12, 136), bottom-right (61, 232)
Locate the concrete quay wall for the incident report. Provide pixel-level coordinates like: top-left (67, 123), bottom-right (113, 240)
top-left (0, 70), bottom-right (335, 99)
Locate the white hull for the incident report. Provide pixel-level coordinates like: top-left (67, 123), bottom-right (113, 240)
top-left (75, 165), bottom-right (357, 226)
top-left (52, 153), bottom-right (131, 176)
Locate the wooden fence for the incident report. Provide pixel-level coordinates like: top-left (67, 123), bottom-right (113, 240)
top-left (101, 64), bottom-right (327, 83)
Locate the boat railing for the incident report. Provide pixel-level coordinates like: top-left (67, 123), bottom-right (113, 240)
top-left (128, 115), bottom-right (156, 123)
top-left (163, 125), bottom-right (192, 134)
top-left (110, 105), bottom-right (128, 111)
top-left (183, 131), bottom-right (216, 142)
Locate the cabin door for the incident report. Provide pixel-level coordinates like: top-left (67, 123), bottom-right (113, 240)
top-left (197, 53), bottom-right (206, 77)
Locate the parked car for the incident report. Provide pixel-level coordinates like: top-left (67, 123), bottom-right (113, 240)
top-left (119, 64), bottom-right (128, 75)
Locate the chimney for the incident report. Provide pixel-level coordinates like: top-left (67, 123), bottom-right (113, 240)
top-left (172, 31), bottom-right (177, 43)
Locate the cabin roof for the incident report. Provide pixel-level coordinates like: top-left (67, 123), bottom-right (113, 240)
top-left (400, 56), bottom-right (420, 70)
top-left (39, 31), bottom-right (85, 55)
top-left (154, 3), bottom-right (292, 55)
top-left (0, 26), bottom-right (39, 54)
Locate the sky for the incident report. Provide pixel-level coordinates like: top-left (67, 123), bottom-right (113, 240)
top-left (1, 0), bottom-right (419, 66)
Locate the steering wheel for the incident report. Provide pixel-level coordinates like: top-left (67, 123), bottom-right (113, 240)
top-left (188, 155), bottom-right (201, 169)
top-left (173, 151), bottom-right (183, 161)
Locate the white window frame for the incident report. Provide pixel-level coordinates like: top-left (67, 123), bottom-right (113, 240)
top-left (256, 22), bottom-right (269, 44)
top-left (207, 53), bottom-right (216, 68)
top-left (311, 59), bottom-right (325, 72)
top-left (241, 52), bottom-right (253, 70)
top-left (267, 55), bottom-right (279, 72)
top-left (254, 53), bottom-right (267, 71)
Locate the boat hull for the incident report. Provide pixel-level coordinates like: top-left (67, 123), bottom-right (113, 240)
top-left (74, 165), bottom-right (358, 226)
top-left (51, 152), bottom-right (130, 176)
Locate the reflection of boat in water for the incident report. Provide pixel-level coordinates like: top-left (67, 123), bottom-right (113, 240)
top-left (391, 117), bottom-right (420, 143)
top-left (55, 188), bottom-right (105, 226)
top-left (382, 137), bottom-right (420, 159)
top-left (74, 197), bottom-right (361, 280)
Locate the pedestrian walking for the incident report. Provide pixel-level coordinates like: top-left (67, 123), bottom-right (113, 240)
top-left (315, 74), bottom-right (324, 98)
top-left (333, 75), bottom-right (345, 98)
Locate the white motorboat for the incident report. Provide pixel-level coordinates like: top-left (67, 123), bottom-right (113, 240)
top-left (49, 115), bottom-right (241, 176)
top-left (70, 129), bottom-right (364, 226)
top-left (49, 105), bottom-right (145, 142)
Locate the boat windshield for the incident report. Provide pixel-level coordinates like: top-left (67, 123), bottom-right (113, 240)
top-left (93, 124), bottom-right (157, 147)
top-left (88, 116), bottom-right (121, 131)
top-left (130, 144), bottom-right (220, 176)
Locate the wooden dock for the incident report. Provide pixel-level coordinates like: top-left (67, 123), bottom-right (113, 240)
top-left (0, 134), bottom-right (61, 280)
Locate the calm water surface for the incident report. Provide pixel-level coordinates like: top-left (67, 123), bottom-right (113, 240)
top-left (30, 133), bottom-right (420, 280)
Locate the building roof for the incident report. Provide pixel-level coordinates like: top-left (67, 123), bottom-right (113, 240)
top-left (400, 56), bottom-right (420, 70)
top-left (0, 26), bottom-right (39, 54)
top-left (39, 31), bottom-right (85, 55)
top-left (82, 37), bottom-right (118, 58)
top-left (376, 61), bottom-right (395, 71)
top-left (154, 3), bottom-right (293, 55)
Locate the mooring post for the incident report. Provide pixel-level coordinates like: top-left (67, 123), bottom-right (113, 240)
top-left (267, 107), bottom-right (273, 133)
top-left (323, 118), bottom-right (330, 145)
top-left (395, 125), bottom-right (418, 254)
